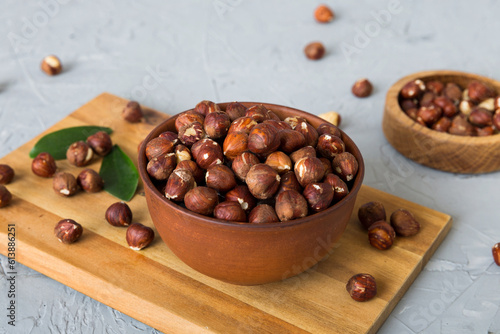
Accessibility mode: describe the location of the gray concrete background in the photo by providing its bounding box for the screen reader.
[1,0,500,333]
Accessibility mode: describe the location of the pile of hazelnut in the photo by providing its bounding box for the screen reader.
[144,100,360,223]
[399,79,500,136]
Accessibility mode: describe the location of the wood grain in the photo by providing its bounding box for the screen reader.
[0,93,452,333]
[383,70,500,174]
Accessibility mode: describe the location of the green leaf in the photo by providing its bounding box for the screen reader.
[100,145,139,201]
[29,126,113,159]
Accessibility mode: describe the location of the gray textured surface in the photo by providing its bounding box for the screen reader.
[1,0,500,333]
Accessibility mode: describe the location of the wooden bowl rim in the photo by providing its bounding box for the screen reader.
[386,69,500,144]
[138,102,365,231]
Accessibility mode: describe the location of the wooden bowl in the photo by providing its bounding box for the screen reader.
[138,102,365,285]
[383,70,500,174]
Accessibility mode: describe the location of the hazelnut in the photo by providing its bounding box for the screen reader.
[346,274,377,302]
[332,152,359,182]
[223,131,249,161]
[174,144,192,164]
[41,55,62,75]
[175,160,205,184]
[126,223,155,250]
[232,152,260,182]
[193,140,224,170]
[400,99,418,112]
[265,151,292,175]
[145,137,175,161]
[246,164,281,200]
[468,108,493,127]
[32,152,57,177]
[87,131,113,156]
[246,104,270,123]
[279,129,306,153]
[0,185,12,208]
[426,80,444,95]
[205,165,236,193]
[204,111,231,139]
[358,201,386,230]
[492,243,500,266]
[432,117,452,133]
[165,169,196,201]
[319,157,333,175]
[122,101,143,123]
[248,123,281,155]
[52,172,78,197]
[54,219,83,244]
[304,42,325,60]
[178,122,206,147]
[476,126,495,137]
[184,186,219,216]
[448,115,476,136]
[276,121,293,130]
[405,108,419,121]
[175,111,205,132]
[225,102,247,121]
[493,111,500,130]
[294,157,326,187]
[290,146,316,164]
[105,202,133,227]
[77,168,103,193]
[66,141,93,167]
[275,190,308,222]
[314,4,334,23]
[317,122,341,137]
[459,100,474,115]
[225,185,257,212]
[400,79,425,99]
[194,100,220,116]
[214,201,247,222]
[0,164,14,185]
[417,105,442,126]
[248,204,279,224]
[478,98,496,111]
[433,96,457,118]
[228,117,258,134]
[467,80,494,102]
[147,153,176,181]
[267,111,281,122]
[303,183,334,212]
[316,134,345,159]
[295,121,319,147]
[324,173,349,201]
[158,131,179,145]
[443,83,462,103]
[284,116,308,130]
[351,78,373,98]
[277,171,302,195]
[368,221,395,250]
[390,209,420,237]
[419,92,436,107]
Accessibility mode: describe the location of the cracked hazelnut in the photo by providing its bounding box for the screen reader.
[158,131,179,145]
[246,104,270,123]
[175,111,205,132]
[145,137,175,161]
[433,96,457,118]
[317,123,341,137]
[248,123,281,155]
[417,105,442,126]
[225,185,257,213]
[174,144,191,164]
[122,101,143,123]
[358,201,386,230]
[432,117,452,133]
[175,160,205,184]
[178,122,206,147]
[246,164,281,200]
[41,55,62,75]
[205,165,236,193]
[223,131,249,161]
[390,209,420,237]
[449,115,476,136]
[319,157,333,175]
[290,146,316,164]
[0,164,14,185]
[352,78,373,98]
[214,201,247,222]
[284,116,307,130]
[467,80,494,102]
[126,223,154,250]
[443,83,462,103]
[265,151,292,175]
[66,141,93,167]
[193,140,224,170]
[493,243,500,266]
[400,79,425,99]
[232,152,260,182]
[54,219,82,244]
[277,171,302,194]
[468,108,493,127]
[304,42,325,60]
[248,204,279,224]
[32,152,57,177]
[316,134,345,159]
[77,169,103,193]
[87,131,113,156]
[275,190,308,222]
[426,80,444,95]
[184,186,219,216]
[225,102,247,121]
[332,152,358,182]
[0,185,12,208]
[194,100,220,116]
[314,4,334,23]
[165,169,196,201]
[105,202,132,227]
[228,117,258,134]
[368,221,395,250]
[147,153,176,181]
[294,157,326,187]
[53,172,78,197]
[295,121,319,147]
[324,173,349,201]
[303,182,334,212]
[204,111,231,139]
[346,274,377,302]
[279,129,306,153]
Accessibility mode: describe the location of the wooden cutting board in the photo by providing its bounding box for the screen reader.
[0,93,452,334]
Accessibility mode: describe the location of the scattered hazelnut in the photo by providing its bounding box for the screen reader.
[194,100,220,116]
[223,131,249,161]
[225,185,257,212]
[41,55,62,75]
[178,122,206,147]
[467,80,494,102]
[303,182,334,212]
[324,173,349,201]
[358,201,386,230]
[54,219,82,244]
[175,160,205,184]
[319,157,333,175]
[275,190,308,222]
[66,141,93,167]
[0,185,12,208]
[390,209,420,237]
[175,111,205,132]
[493,243,500,266]
[122,101,143,123]
[0,164,14,185]
[304,42,325,60]
[205,165,236,193]
[314,4,334,23]
[352,78,373,98]
[265,151,292,175]
[105,202,133,227]
[246,104,270,123]
[317,122,341,137]
[426,80,444,95]
[86,131,113,156]
[284,116,307,130]
[294,157,326,187]
[231,152,260,182]
[126,223,155,250]
[174,144,192,164]
[332,152,358,182]
[346,274,377,302]
[225,102,247,121]
[443,83,462,103]
[32,152,57,177]
[184,186,219,216]
[448,115,476,136]
[214,201,247,222]
[228,117,258,134]
[165,169,196,201]
[368,221,395,250]
[147,153,176,181]
[77,169,103,193]
[290,146,316,164]
[432,117,452,133]
[52,172,78,197]
[295,121,319,147]
[204,111,231,139]
[400,79,425,99]
[248,204,279,224]
[246,164,281,200]
[316,134,345,159]
[145,137,175,161]
[468,108,493,127]
[248,123,281,155]
[279,129,306,153]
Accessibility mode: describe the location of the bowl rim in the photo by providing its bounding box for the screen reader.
[386,69,500,144]
[138,102,365,231]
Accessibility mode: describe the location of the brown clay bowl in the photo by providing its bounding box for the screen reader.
[383,70,500,174]
[138,102,365,285]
